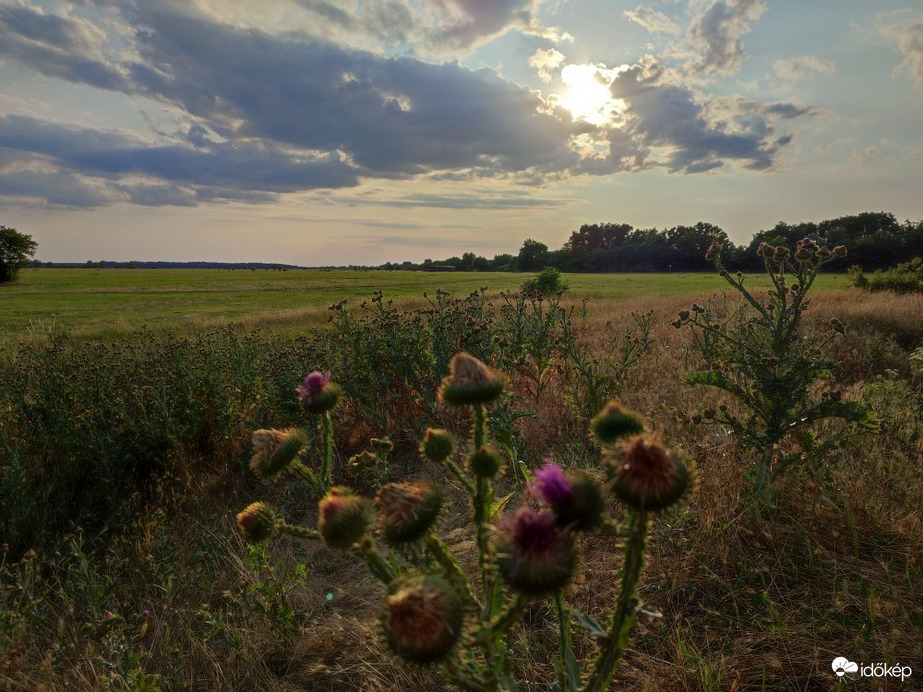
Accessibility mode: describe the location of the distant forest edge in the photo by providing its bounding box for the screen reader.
[32,211,921,274]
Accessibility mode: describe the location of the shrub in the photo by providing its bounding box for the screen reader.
[522,267,568,297]
[848,257,923,293]
[678,240,876,503]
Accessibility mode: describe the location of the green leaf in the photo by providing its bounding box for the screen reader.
[573,608,607,639]
[489,492,514,521]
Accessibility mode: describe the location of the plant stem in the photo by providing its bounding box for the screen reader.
[425,532,481,610]
[582,508,649,692]
[319,410,334,492]
[554,589,576,692]
[471,594,530,646]
[276,522,320,540]
[354,535,396,585]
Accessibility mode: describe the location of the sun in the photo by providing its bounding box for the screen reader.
[557,63,622,125]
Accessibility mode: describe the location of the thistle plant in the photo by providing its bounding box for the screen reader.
[678,239,876,502]
[235,353,690,691]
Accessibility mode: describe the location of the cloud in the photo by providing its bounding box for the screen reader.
[774,55,836,80]
[879,15,923,86]
[608,57,792,173]
[427,0,570,49]
[686,0,766,77]
[292,0,414,44]
[623,6,681,35]
[0,114,360,207]
[0,2,129,90]
[529,47,566,82]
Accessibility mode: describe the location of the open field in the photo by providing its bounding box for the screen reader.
[3,268,851,343]
[1,271,921,691]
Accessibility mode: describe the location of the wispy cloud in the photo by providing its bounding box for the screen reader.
[686,0,766,77]
[878,13,923,87]
[623,6,681,35]
[773,55,836,81]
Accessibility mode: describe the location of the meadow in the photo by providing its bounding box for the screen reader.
[1,265,920,691]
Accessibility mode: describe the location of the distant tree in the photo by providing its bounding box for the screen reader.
[0,226,38,284]
[517,239,549,271]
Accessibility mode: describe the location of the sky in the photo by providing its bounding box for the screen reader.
[1,0,922,265]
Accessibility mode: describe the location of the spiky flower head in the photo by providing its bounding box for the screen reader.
[591,402,645,444]
[318,487,372,549]
[375,482,443,545]
[795,245,813,261]
[773,246,791,261]
[382,574,464,665]
[438,352,504,407]
[249,428,307,481]
[609,437,690,512]
[531,461,604,532]
[295,370,340,413]
[496,507,575,596]
[420,428,455,463]
[236,502,279,543]
[468,445,502,478]
[370,437,394,456]
[705,241,721,261]
[834,245,847,257]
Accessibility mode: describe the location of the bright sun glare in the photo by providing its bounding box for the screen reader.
[558,63,620,125]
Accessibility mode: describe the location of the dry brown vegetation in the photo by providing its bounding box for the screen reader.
[2,288,921,691]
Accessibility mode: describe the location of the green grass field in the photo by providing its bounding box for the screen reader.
[3,268,851,342]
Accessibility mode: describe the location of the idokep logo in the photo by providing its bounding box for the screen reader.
[832,657,913,682]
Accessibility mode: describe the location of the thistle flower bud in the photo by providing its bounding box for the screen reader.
[671,319,682,329]
[375,482,443,545]
[678,310,690,321]
[496,507,575,597]
[438,352,504,407]
[705,241,721,261]
[591,402,644,443]
[610,437,690,512]
[834,245,847,257]
[795,246,813,261]
[817,246,832,260]
[371,437,394,457]
[382,575,464,664]
[757,242,770,257]
[249,428,307,481]
[318,487,372,550]
[421,428,455,463]
[531,462,605,532]
[704,408,715,419]
[236,502,279,543]
[468,445,502,478]
[736,271,743,280]
[690,414,702,424]
[773,246,791,260]
[296,371,340,414]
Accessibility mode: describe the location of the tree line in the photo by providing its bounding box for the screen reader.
[377,211,922,273]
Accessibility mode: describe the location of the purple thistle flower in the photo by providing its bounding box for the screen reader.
[508,507,562,556]
[142,610,150,618]
[295,370,331,405]
[530,461,573,507]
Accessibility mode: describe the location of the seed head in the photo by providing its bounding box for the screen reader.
[318,487,372,550]
[420,428,455,463]
[438,352,504,407]
[468,445,502,478]
[236,502,279,543]
[610,437,690,512]
[382,574,464,664]
[249,428,307,481]
[591,402,644,444]
[375,482,443,545]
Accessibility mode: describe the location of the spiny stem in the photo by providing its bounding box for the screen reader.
[582,508,649,692]
[276,522,320,540]
[354,536,396,585]
[319,410,334,492]
[471,594,530,646]
[425,532,481,610]
[554,589,575,692]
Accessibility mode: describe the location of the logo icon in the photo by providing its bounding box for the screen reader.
[832,657,859,677]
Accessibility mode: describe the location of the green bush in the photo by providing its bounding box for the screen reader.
[521,267,568,297]
[848,257,923,293]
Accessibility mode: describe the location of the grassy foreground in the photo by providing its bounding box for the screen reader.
[0,272,920,691]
